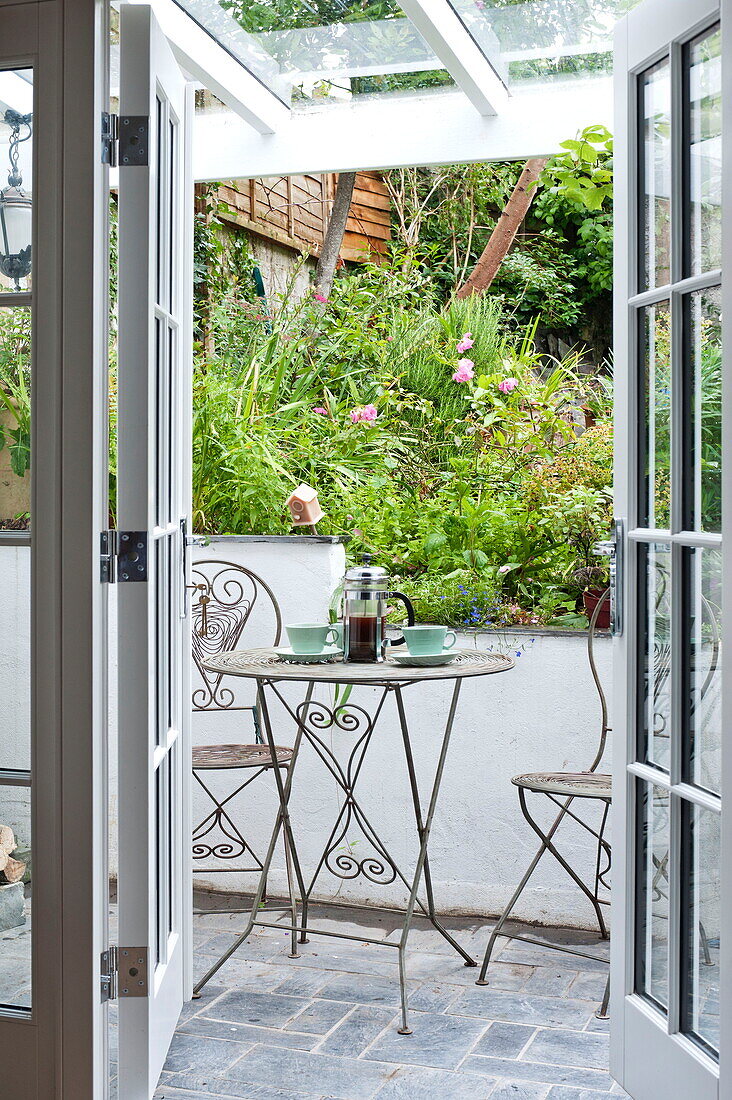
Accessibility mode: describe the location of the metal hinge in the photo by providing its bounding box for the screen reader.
[100,530,148,583]
[101,946,149,1002]
[119,115,149,167]
[101,112,119,167]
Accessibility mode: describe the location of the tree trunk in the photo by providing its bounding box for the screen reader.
[314,171,356,300]
[455,157,548,299]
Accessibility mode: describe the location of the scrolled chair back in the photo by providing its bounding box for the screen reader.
[190,558,282,712]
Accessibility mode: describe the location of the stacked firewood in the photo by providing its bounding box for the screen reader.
[0,825,26,884]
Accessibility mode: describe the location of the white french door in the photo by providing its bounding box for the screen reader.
[117,5,193,1096]
[612,0,726,1096]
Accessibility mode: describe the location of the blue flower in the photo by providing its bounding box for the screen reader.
[516,651,522,657]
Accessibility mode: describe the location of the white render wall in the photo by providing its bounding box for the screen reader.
[1,538,613,931]
[0,541,31,851]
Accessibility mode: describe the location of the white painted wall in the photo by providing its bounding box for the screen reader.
[1,538,614,931]
[0,541,31,850]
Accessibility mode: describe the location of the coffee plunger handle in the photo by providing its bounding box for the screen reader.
[386,591,415,647]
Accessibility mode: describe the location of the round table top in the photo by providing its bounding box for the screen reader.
[202,647,515,685]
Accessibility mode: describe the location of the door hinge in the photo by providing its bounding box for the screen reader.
[100,530,148,583]
[119,115,149,167]
[101,946,149,1002]
[101,112,119,167]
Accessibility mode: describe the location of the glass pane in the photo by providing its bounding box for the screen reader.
[685,287,722,533]
[155,754,171,967]
[681,802,720,1057]
[635,779,670,1011]
[175,0,641,108]
[0,784,31,1011]
[638,543,672,770]
[0,69,33,293]
[687,24,721,276]
[0,542,30,771]
[173,0,450,105]
[639,57,671,290]
[0,306,31,532]
[639,301,671,529]
[156,94,163,308]
[682,547,722,794]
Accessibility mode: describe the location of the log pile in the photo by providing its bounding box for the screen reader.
[0,825,26,884]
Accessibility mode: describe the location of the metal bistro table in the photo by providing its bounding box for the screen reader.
[194,647,514,1034]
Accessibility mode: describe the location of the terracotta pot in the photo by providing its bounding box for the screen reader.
[583,588,610,630]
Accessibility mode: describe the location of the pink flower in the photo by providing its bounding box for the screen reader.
[498,564,512,575]
[452,358,475,383]
[313,292,328,303]
[349,404,379,423]
[386,335,394,342]
[498,377,519,394]
[456,332,474,353]
[312,406,328,416]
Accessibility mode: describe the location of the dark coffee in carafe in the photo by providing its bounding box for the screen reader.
[347,615,378,662]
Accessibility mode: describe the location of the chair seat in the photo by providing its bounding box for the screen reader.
[512,771,612,799]
[192,744,293,770]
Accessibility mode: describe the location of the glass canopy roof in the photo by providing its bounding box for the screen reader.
[173,0,634,108]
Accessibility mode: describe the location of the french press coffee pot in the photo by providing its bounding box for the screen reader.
[342,561,415,662]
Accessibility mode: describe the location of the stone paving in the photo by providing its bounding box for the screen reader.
[143,894,631,1100]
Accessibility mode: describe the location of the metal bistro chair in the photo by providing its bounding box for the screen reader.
[190,559,300,981]
[477,590,613,1015]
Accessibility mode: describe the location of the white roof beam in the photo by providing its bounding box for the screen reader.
[124,0,290,135]
[397,0,508,116]
[193,76,612,181]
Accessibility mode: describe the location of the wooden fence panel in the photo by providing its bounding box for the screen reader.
[203,169,391,264]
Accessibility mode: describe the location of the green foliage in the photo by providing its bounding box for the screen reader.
[540,124,614,213]
[189,251,620,625]
[0,308,32,477]
[397,571,502,630]
[489,243,582,331]
[383,128,614,358]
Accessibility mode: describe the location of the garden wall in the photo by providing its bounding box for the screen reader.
[0,538,31,856]
[0,538,613,931]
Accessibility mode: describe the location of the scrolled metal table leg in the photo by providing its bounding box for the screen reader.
[396,679,464,1035]
[394,684,476,969]
[258,681,311,949]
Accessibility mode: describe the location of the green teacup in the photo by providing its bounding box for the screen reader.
[286,622,340,654]
[401,625,457,655]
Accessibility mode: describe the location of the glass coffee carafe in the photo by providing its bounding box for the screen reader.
[342,562,415,662]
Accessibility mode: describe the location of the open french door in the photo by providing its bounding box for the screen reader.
[117,6,193,1096]
[612,0,727,1096]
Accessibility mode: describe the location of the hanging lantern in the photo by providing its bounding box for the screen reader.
[0,109,32,291]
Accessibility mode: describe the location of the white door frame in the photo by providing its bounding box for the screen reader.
[0,0,111,1097]
[117,5,193,1093]
[719,0,732,1082]
[611,0,724,1096]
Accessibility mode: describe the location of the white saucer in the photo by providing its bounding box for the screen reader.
[389,649,459,667]
[275,645,343,664]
